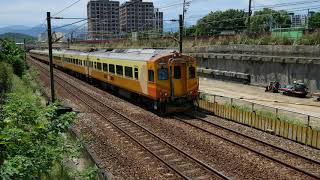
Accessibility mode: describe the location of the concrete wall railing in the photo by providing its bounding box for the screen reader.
[185,45,320,57]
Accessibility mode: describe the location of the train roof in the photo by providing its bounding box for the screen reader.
[30,49,177,62]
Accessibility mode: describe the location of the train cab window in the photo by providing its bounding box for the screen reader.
[158,68,168,80]
[189,66,196,79]
[125,66,133,78]
[134,68,139,80]
[148,70,154,82]
[174,66,181,79]
[97,62,102,71]
[109,64,115,74]
[116,65,123,76]
[103,63,108,72]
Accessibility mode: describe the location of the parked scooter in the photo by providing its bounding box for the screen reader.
[265,81,281,93]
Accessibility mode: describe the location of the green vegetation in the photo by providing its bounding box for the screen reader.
[185,8,291,36]
[309,12,320,30]
[187,9,246,36]
[250,8,291,32]
[0,33,36,43]
[70,29,320,51]
[0,39,26,77]
[0,39,98,179]
[0,62,14,95]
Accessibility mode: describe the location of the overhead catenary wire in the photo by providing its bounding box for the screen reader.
[53,0,83,16]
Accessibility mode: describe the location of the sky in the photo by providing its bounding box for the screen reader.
[0,0,314,28]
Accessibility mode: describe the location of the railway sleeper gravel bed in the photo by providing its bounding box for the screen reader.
[28,58,229,180]
[30,60,180,179]
[175,114,320,179]
[29,57,319,179]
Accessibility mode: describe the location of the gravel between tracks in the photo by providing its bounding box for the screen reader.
[29,58,320,179]
[30,60,182,179]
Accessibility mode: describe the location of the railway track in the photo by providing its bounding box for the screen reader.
[174,114,320,179]
[28,57,231,180]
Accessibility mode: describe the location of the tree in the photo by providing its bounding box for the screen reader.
[191,9,246,36]
[309,12,320,30]
[250,8,291,32]
[0,39,26,77]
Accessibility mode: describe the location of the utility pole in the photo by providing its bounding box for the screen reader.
[47,12,55,103]
[307,9,310,30]
[179,14,183,53]
[248,0,252,31]
[182,0,186,24]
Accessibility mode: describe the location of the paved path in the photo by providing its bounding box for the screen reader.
[200,78,320,119]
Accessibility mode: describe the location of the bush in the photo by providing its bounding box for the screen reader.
[297,30,320,45]
[0,73,79,179]
[0,62,13,95]
[0,39,26,77]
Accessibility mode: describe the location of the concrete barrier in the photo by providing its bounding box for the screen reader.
[187,45,320,92]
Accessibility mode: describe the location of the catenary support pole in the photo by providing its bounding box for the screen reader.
[248,0,252,31]
[47,12,55,103]
[179,14,183,53]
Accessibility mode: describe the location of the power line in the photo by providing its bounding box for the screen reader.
[254,0,320,9]
[53,19,88,31]
[53,0,83,16]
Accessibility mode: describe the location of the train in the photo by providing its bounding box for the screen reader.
[29,49,199,113]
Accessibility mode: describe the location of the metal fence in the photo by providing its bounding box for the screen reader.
[196,92,320,149]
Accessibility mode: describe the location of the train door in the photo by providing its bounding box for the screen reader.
[170,63,187,97]
[85,55,91,78]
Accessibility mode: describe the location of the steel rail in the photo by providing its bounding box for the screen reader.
[175,115,320,179]
[28,57,231,180]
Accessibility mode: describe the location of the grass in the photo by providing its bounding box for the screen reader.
[69,30,320,51]
[200,93,307,127]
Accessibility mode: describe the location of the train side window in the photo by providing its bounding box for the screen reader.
[97,62,102,71]
[189,66,196,79]
[148,70,154,82]
[116,65,123,76]
[103,63,108,72]
[125,66,133,78]
[158,68,168,80]
[174,66,181,79]
[109,64,115,74]
[94,62,97,69]
[134,68,139,80]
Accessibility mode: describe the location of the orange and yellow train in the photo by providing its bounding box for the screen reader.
[30,49,199,113]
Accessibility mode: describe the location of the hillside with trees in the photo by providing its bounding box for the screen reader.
[0,33,36,43]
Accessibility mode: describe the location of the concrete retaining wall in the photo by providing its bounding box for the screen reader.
[185,45,320,57]
[187,46,320,92]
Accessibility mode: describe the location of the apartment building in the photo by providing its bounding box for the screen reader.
[87,0,120,39]
[119,0,156,33]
